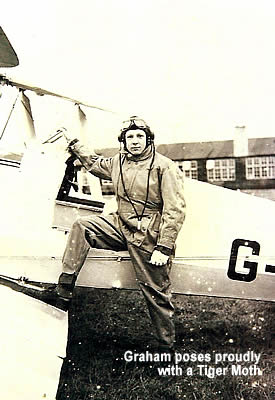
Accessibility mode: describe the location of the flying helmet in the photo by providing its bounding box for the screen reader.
[118,116,154,147]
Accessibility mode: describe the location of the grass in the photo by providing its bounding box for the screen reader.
[56,288,274,400]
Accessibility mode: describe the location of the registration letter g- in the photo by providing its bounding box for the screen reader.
[227,239,260,282]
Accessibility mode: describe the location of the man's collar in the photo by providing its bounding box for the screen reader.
[125,145,153,161]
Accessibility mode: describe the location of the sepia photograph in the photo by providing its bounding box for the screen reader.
[0,1,274,399]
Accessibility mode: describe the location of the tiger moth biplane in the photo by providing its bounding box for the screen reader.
[0,26,274,400]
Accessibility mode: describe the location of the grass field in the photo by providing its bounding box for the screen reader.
[56,288,274,400]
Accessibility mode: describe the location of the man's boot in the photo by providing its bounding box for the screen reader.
[56,273,77,302]
[39,272,77,311]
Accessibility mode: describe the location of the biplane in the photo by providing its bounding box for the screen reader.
[0,26,274,399]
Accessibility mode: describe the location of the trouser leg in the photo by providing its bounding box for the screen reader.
[59,214,127,296]
[62,214,127,274]
[127,244,175,349]
[62,218,91,275]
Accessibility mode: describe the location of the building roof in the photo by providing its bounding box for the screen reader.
[96,147,119,157]
[156,140,233,160]
[248,137,275,156]
[157,137,275,160]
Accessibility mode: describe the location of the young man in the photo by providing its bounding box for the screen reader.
[30,117,186,350]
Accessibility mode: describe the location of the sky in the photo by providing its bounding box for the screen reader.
[1,0,275,147]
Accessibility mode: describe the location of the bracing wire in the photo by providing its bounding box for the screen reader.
[0,90,20,141]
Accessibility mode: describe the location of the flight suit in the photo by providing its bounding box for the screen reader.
[62,142,186,348]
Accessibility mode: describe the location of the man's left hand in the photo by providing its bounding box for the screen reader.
[150,250,169,266]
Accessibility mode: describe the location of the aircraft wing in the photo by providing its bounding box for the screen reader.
[0,74,114,112]
[0,285,67,400]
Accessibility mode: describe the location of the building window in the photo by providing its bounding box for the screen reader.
[175,160,198,179]
[246,156,275,179]
[206,159,236,182]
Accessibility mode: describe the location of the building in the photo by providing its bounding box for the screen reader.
[97,130,275,201]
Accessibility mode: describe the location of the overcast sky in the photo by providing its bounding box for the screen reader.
[1,0,275,147]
